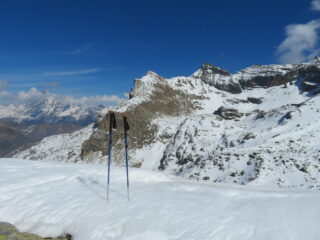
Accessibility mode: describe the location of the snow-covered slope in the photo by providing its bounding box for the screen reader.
[13,58,320,189]
[160,95,320,189]
[1,158,320,240]
[13,125,93,162]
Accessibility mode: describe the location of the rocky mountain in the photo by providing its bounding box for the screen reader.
[14,58,320,189]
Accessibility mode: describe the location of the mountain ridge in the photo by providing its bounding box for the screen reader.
[13,58,320,189]
[0,94,107,126]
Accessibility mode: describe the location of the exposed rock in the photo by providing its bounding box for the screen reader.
[0,222,71,240]
[213,107,244,120]
[81,72,205,164]
[300,164,309,173]
[192,63,242,93]
[247,97,263,104]
[300,81,319,92]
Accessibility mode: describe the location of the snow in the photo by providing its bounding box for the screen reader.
[13,124,93,162]
[160,93,320,189]
[1,158,320,240]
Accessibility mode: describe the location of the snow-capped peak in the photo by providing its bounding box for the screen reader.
[310,56,320,64]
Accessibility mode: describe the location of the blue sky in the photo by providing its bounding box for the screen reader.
[0,0,320,105]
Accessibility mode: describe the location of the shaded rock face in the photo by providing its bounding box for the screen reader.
[247,97,263,104]
[194,64,242,94]
[200,63,230,78]
[297,65,320,93]
[0,222,71,240]
[213,107,244,120]
[236,63,320,93]
[81,76,205,164]
[239,72,295,89]
[299,65,320,83]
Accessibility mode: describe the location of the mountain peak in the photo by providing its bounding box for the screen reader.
[311,56,320,64]
[144,71,161,78]
[200,63,230,76]
[191,63,241,93]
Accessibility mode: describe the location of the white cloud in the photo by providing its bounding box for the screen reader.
[0,80,125,107]
[0,87,124,107]
[17,87,47,102]
[276,20,320,64]
[42,68,100,76]
[311,0,320,11]
[64,94,124,106]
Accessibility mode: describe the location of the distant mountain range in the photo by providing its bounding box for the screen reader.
[0,94,107,125]
[0,94,109,156]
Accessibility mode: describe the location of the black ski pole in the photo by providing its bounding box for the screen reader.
[107,110,116,201]
[122,114,130,201]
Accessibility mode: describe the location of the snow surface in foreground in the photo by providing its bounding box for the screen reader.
[1,158,320,240]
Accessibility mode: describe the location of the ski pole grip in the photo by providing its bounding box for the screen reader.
[121,113,130,132]
[108,110,117,130]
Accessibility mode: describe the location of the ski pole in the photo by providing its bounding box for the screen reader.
[107,110,117,201]
[122,114,130,201]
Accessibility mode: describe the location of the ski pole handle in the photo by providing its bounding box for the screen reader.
[108,110,117,132]
[121,113,130,137]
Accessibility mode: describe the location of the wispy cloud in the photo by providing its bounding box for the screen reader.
[311,0,320,10]
[42,68,100,76]
[276,20,320,64]
[49,43,106,56]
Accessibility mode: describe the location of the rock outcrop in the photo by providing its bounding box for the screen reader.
[80,71,205,165]
[192,63,242,93]
[0,222,71,240]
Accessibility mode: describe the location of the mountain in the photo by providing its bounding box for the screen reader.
[14,58,320,189]
[0,92,108,156]
[0,94,106,126]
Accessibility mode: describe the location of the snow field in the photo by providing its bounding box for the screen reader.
[1,158,320,240]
